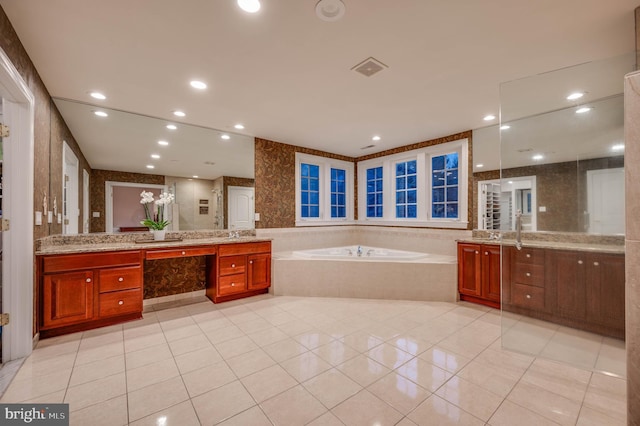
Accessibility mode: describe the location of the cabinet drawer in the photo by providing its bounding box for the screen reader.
[511,247,544,266]
[218,242,271,257]
[218,273,246,296]
[512,263,544,287]
[219,256,246,276]
[99,266,142,293]
[145,246,216,260]
[42,251,142,273]
[99,289,142,317]
[511,283,545,311]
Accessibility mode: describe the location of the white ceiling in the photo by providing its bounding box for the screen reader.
[0,0,637,171]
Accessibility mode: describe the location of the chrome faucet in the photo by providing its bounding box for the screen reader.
[228,230,240,239]
[357,246,363,257]
[515,209,523,250]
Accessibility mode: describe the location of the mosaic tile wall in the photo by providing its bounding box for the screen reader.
[90,169,165,232]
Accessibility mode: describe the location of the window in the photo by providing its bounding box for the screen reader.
[300,163,320,218]
[330,168,346,218]
[366,166,383,218]
[431,153,458,218]
[296,153,354,225]
[395,160,417,218]
[357,138,469,228]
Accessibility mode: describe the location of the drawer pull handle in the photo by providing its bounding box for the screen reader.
[86,278,92,283]
[250,260,253,264]
[484,252,488,255]
[526,294,531,299]
[526,254,531,258]
[118,300,124,305]
[526,272,531,277]
[231,283,235,287]
[578,260,583,265]
[593,261,599,266]
[475,251,479,254]
[118,277,124,282]
[232,264,236,268]
[181,251,186,255]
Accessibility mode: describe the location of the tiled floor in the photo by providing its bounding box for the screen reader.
[0,295,627,425]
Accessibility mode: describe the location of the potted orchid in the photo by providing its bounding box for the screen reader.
[140,191,175,240]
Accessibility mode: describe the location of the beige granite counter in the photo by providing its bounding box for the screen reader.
[458,238,624,254]
[36,230,270,255]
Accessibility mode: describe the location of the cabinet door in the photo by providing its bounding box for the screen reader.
[458,244,481,297]
[42,271,94,329]
[248,253,271,290]
[586,253,625,331]
[481,244,501,303]
[550,251,586,320]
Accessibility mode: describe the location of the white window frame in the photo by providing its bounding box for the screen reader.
[357,138,469,229]
[295,153,355,226]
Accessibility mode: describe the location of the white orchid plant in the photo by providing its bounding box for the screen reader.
[140,191,175,230]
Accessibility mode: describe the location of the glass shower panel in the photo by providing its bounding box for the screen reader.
[499,53,632,376]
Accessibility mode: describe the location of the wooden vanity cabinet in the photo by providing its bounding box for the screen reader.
[39,250,143,337]
[503,246,625,339]
[206,241,272,303]
[457,242,500,309]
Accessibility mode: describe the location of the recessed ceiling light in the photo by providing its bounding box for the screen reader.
[221,134,231,140]
[476,164,484,168]
[483,114,496,121]
[89,91,106,100]
[566,92,585,100]
[151,154,160,159]
[576,107,591,114]
[611,144,625,151]
[234,124,245,130]
[500,125,511,130]
[193,175,199,178]
[166,124,177,130]
[93,111,108,117]
[146,165,155,169]
[237,0,261,13]
[190,80,207,90]
[372,135,381,141]
[173,110,186,117]
[532,154,544,161]
[315,0,346,21]
[158,140,169,146]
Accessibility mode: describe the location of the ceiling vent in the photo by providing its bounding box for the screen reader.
[360,144,375,150]
[352,57,388,77]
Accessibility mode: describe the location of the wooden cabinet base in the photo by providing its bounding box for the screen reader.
[459,293,500,309]
[206,287,269,304]
[39,312,142,339]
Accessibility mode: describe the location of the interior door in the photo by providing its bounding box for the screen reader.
[228,186,255,230]
[587,168,624,234]
[63,142,79,234]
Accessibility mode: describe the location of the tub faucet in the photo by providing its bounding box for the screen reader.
[357,246,362,257]
[366,249,374,256]
[515,209,523,250]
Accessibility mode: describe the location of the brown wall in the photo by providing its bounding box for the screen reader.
[90,170,165,232]
[0,8,91,239]
[472,156,624,231]
[255,131,473,229]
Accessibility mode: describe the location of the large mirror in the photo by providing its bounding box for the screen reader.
[53,98,255,233]
[473,53,632,235]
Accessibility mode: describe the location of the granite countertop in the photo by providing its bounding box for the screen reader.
[457,238,625,254]
[36,236,272,255]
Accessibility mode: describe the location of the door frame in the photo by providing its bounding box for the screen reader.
[227,186,255,230]
[83,169,90,233]
[105,181,168,233]
[62,141,79,234]
[0,47,35,361]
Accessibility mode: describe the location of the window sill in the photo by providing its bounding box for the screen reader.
[356,219,469,229]
[295,220,357,227]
